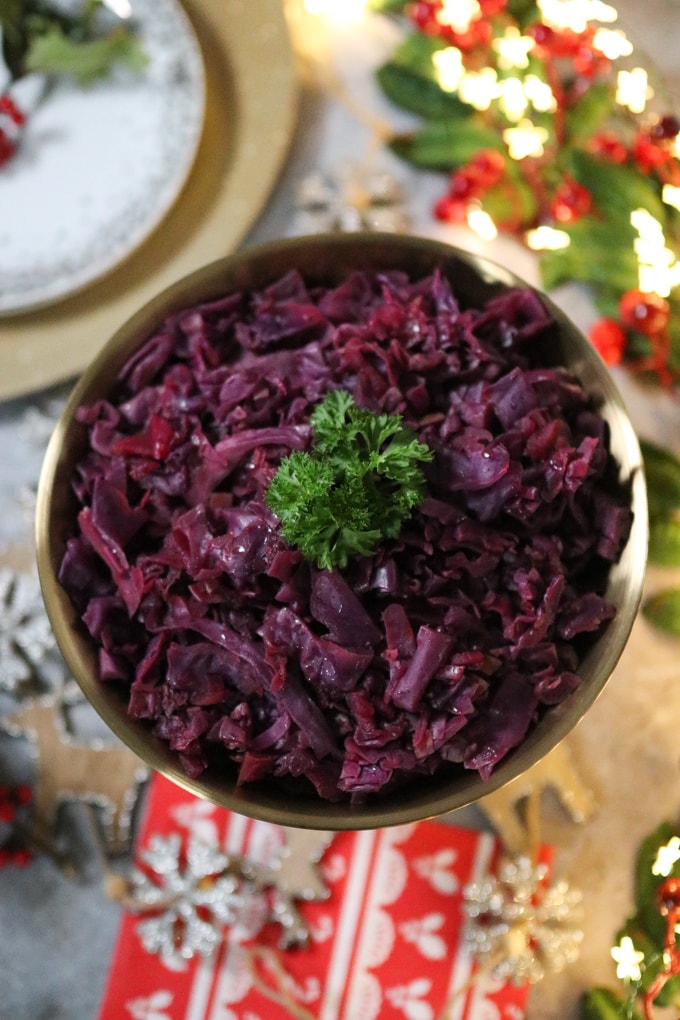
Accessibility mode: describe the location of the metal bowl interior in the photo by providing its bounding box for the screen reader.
[35,233,648,830]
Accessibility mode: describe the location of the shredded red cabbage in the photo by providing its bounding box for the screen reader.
[59,268,633,801]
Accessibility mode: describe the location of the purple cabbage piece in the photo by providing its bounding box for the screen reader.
[58,268,633,801]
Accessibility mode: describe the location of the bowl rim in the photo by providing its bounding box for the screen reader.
[35,231,648,830]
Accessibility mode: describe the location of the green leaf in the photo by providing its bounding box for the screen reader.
[633,821,676,942]
[25,24,147,84]
[640,439,680,520]
[390,119,505,171]
[377,62,473,121]
[648,519,680,566]
[564,83,615,142]
[0,0,31,76]
[643,589,680,636]
[579,985,641,1019]
[567,150,667,226]
[367,0,408,12]
[539,219,639,293]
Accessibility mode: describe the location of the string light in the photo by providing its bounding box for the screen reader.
[653,837,680,878]
[525,226,571,250]
[503,119,549,160]
[436,0,481,34]
[492,27,535,70]
[611,936,645,982]
[537,0,617,32]
[523,75,557,113]
[432,48,464,93]
[631,208,680,297]
[662,184,680,213]
[458,68,501,110]
[592,28,633,59]
[467,207,498,240]
[616,68,653,114]
[498,77,529,122]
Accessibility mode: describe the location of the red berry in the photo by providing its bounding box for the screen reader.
[619,289,670,337]
[573,43,609,78]
[0,129,15,168]
[0,802,15,823]
[550,176,592,224]
[15,785,32,805]
[658,876,680,915]
[11,849,31,868]
[448,168,480,200]
[407,0,441,34]
[0,93,25,127]
[650,114,680,142]
[589,132,628,164]
[468,148,506,188]
[478,0,507,13]
[433,194,468,223]
[589,319,627,366]
[632,132,669,173]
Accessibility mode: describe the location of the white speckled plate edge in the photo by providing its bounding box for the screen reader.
[0,0,206,317]
[0,0,298,399]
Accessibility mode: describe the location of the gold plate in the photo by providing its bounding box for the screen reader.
[0,0,297,401]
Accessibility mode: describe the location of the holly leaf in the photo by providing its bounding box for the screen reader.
[390,118,505,171]
[633,821,677,942]
[25,24,147,84]
[640,439,680,521]
[564,83,615,142]
[648,519,680,566]
[367,0,409,11]
[0,0,31,76]
[643,589,680,636]
[567,150,666,226]
[579,986,642,1019]
[539,218,639,293]
[377,35,473,121]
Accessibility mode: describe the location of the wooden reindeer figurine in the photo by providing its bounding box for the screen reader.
[3,691,149,855]
[478,739,596,855]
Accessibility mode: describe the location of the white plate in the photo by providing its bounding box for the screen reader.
[0,0,205,316]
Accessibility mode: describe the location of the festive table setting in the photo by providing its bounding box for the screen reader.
[3,1,680,1018]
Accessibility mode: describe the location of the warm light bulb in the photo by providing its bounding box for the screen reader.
[526,225,571,250]
[503,120,549,159]
[652,837,680,878]
[467,207,498,240]
[432,48,464,93]
[437,0,481,33]
[459,69,501,110]
[616,68,653,114]
[493,27,535,70]
[611,936,645,983]
[537,0,617,32]
[592,28,633,59]
[631,208,680,297]
[662,183,680,212]
[499,78,528,121]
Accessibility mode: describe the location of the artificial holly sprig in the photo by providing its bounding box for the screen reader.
[369,0,680,387]
[581,822,680,1019]
[0,0,146,168]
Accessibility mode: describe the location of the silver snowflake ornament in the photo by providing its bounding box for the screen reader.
[0,567,57,692]
[294,162,409,234]
[118,827,333,966]
[128,833,258,965]
[462,854,583,984]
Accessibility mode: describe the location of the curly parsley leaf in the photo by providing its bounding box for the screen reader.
[265,390,433,570]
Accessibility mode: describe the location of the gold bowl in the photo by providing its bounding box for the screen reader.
[35,233,648,830]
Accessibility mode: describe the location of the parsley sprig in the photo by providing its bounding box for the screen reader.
[265,390,433,571]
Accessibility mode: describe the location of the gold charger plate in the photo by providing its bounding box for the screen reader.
[0,0,297,401]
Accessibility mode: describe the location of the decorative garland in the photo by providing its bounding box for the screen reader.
[369,0,680,387]
[583,820,680,1019]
